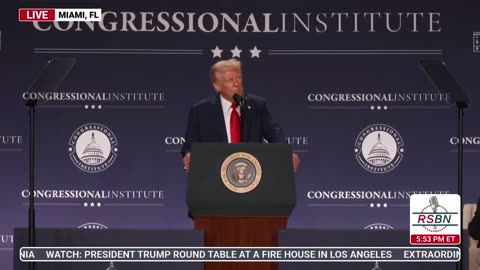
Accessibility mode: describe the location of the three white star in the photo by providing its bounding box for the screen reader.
[211,46,262,58]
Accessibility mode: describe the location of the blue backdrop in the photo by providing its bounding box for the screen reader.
[1,1,479,269]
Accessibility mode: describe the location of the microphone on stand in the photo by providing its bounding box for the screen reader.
[232,93,245,142]
[233,93,244,109]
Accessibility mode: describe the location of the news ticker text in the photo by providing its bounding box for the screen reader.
[20,247,460,262]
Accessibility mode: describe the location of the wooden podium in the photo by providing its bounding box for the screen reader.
[195,217,288,270]
[187,143,296,270]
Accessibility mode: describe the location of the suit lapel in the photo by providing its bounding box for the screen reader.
[241,95,251,142]
[212,94,228,142]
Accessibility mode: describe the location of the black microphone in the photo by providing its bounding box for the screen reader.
[233,93,244,109]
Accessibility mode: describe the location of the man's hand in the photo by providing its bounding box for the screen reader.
[292,153,300,172]
[183,153,191,171]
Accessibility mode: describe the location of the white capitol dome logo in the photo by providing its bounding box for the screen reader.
[69,123,118,173]
[366,133,393,166]
[81,133,106,165]
[354,124,404,174]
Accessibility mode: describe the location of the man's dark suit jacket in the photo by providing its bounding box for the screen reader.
[181,94,285,156]
[468,200,480,247]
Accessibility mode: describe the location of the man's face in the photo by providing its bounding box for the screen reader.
[213,69,244,101]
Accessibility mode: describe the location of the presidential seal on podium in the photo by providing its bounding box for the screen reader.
[221,152,262,193]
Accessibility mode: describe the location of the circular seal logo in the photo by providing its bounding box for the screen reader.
[354,124,405,174]
[221,152,262,193]
[68,123,118,173]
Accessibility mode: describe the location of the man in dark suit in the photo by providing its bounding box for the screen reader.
[468,198,480,246]
[181,59,300,171]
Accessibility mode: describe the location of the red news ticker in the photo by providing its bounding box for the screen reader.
[19,9,55,21]
[411,234,460,244]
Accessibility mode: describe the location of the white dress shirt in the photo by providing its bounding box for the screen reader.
[220,94,241,143]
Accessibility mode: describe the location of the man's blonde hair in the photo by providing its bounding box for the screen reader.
[210,59,242,83]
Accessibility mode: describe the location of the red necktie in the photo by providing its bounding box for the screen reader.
[230,103,241,143]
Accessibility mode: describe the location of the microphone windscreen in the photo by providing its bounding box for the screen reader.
[233,93,243,106]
